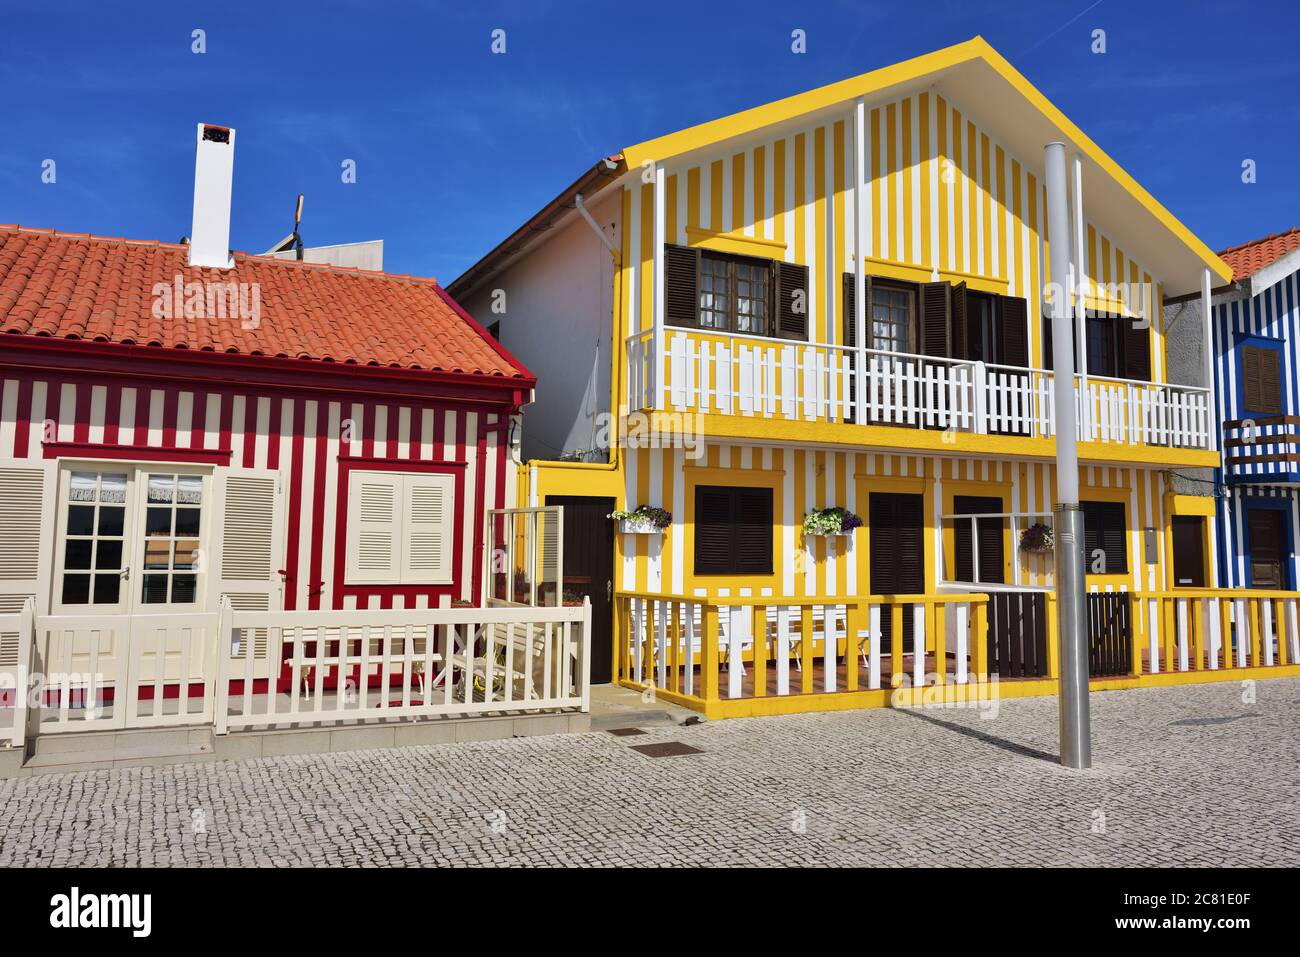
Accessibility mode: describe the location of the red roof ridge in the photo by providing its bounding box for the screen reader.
[1217,226,1300,257]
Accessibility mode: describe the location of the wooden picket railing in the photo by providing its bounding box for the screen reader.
[216,599,592,732]
[1134,589,1300,675]
[614,591,990,715]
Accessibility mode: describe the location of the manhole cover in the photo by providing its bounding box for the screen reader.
[630,741,704,757]
[606,727,647,737]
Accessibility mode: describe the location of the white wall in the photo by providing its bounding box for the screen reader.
[462,190,619,463]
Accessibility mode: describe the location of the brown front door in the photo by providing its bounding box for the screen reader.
[547,495,616,683]
[1171,516,1206,587]
[1247,508,1287,589]
[869,492,925,652]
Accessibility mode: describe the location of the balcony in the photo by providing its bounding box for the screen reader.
[1223,416,1300,484]
[626,327,1213,451]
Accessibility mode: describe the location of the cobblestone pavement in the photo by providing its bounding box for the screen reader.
[2,679,1298,867]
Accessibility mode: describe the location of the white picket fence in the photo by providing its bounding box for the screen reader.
[0,600,591,745]
[626,330,1212,449]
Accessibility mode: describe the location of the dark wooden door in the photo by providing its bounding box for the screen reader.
[869,492,925,652]
[546,495,616,683]
[952,494,1005,584]
[1171,516,1206,588]
[1247,508,1287,589]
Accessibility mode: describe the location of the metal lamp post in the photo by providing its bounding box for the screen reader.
[1044,142,1092,769]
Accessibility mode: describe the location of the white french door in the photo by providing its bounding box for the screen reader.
[46,464,216,728]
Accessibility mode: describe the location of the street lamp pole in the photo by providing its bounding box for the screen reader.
[1044,142,1092,769]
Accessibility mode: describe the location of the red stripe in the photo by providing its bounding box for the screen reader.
[133,386,151,444]
[266,397,283,470]
[282,399,305,610]
[241,394,257,470]
[102,384,121,446]
[361,402,376,459]
[12,378,32,458]
[470,412,488,603]
[73,382,91,443]
[408,405,422,460]
[161,388,179,448]
[307,401,329,611]
[190,391,208,450]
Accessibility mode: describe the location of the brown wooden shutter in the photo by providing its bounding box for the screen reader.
[773,261,809,341]
[897,494,925,594]
[665,244,699,328]
[1122,314,1151,381]
[870,492,925,594]
[869,494,898,594]
[1082,501,1128,575]
[694,486,733,574]
[920,281,951,357]
[953,495,1004,585]
[1261,350,1283,413]
[734,487,773,574]
[842,273,856,348]
[998,294,1029,368]
[1242,347,1262,411]
[950,282,968,359]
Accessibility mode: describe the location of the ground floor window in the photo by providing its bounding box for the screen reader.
[693,485,773,575]
[1081,500,1127,574]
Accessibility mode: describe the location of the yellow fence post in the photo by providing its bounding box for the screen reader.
[1275,599,1288,666]
[1132,596,1146,677]
[701,604,720,704]
[670,602,681,693]
[972,600,988,683]
[752,604,767,697]
[1046,593,1060,679]
[800,605,815,694]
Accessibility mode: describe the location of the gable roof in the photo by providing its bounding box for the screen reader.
[453,36,1230,299]
[1218,228,1300,282]
[0,224,530,380]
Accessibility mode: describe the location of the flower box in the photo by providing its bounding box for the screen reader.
[803,507,863,538]
[1019,522,1055,553]
[609,506,671,534]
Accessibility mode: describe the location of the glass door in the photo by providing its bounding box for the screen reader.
[53,469,133,614]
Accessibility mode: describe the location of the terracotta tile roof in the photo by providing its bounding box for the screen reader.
[0,225,528,379]
[1218,228,1300,283]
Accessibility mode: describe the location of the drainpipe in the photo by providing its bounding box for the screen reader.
[1045,142,1092,770]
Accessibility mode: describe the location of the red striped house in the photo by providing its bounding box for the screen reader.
[0,220,533,632]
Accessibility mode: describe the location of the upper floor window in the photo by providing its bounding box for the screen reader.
[1241,344,1282,414]
[665,244,806,340]
[871,283,913,353]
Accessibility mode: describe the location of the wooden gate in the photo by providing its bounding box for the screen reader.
[1087,592,1132,676]
[984,589,1050,678]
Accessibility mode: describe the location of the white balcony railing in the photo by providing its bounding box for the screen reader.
[626,328,1212,450]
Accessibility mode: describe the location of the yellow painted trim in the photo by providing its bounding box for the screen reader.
[685,225,789,258]
[937,267,1008,295]
[865,256,933,285]
[650,411,1220,470]
[1169,494,1216,517]
[682,465,784,594]
[621,37,1231,283]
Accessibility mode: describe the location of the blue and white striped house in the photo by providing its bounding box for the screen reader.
[1211,228,1300,589]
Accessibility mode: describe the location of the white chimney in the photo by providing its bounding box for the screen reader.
[189,123,236,269]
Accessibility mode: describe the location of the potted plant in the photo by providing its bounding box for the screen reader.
[803,507,863,537]
[1019,522,1054,554]
[608,505,671,534]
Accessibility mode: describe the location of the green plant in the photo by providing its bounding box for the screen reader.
[803,507,862,536]
[608,505,672,529]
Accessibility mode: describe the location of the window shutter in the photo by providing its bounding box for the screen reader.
[773,260,809,341]
[665,244,699,328]
[842,273,856,348]
[1122,315,1151,382]
[346,472,402,584]
[1082,501,1128,574]
[998,294,1029,368]
[868,493,898,594]
[215,469,284,671]
[403,474,454,584]
[734,487,773,574]
[950,282,969,359]
[1261,349,1283,413]
[897,494,925,594]
[0,462,54,621]
[1242,347,1262,411]
[920,281,951,357]
[694,486,734,574]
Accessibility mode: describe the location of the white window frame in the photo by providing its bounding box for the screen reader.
[344,469,455,586]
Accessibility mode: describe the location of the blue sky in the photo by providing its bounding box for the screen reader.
[2,0,1297,282]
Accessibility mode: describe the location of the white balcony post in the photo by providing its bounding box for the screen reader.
[652,164,666,411]
[973,361,988,433]
[854,97,868,424]
[1201,266,1216,452]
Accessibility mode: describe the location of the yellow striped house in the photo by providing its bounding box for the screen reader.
[451,38,1299,718]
